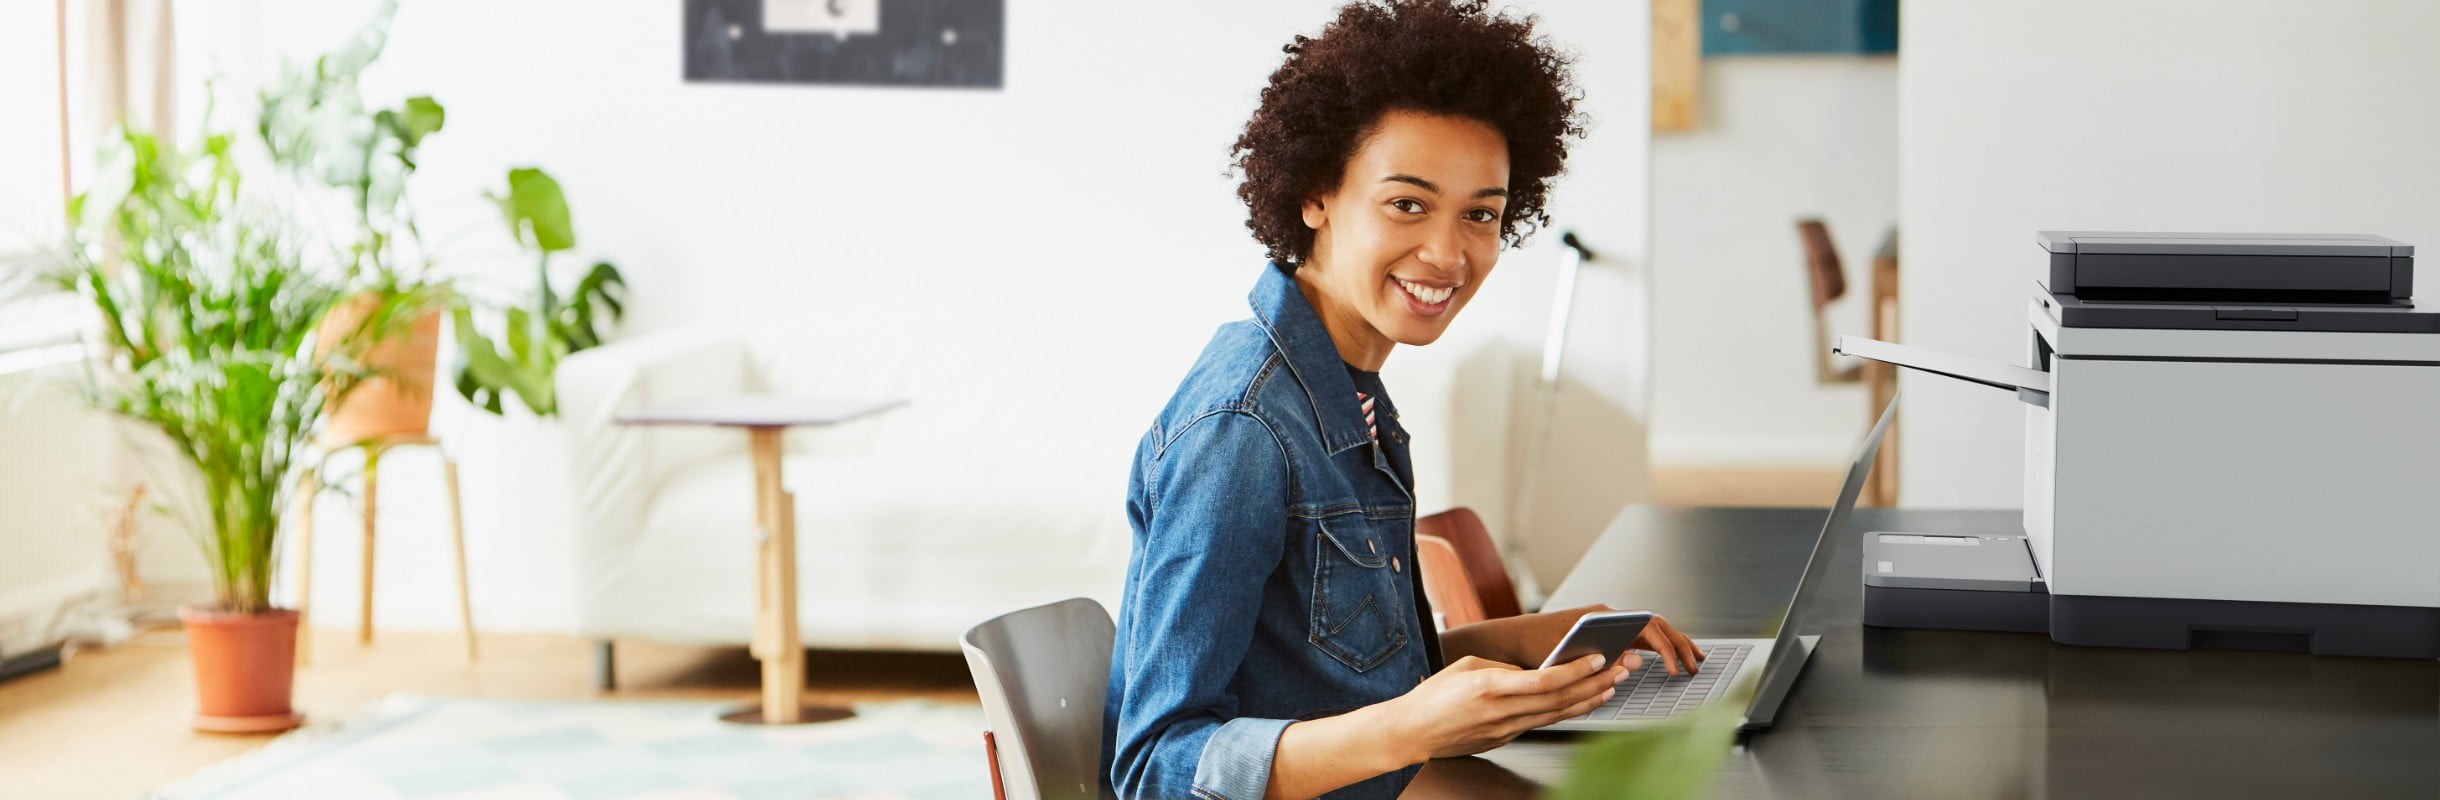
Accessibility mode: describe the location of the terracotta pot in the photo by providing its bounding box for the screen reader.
[179,607,304,733]
[320,294,442,446]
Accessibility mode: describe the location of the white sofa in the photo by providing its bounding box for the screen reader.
[554,316,1504,684]
[558,323,1150,657]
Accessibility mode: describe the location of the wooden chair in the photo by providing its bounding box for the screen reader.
[960,597,1117,800]
[1798,219,1862,385]
[1798,220,1901,505]
[292,433,475,663]
[1864,229,1901,506]
[1414,508,1522,630]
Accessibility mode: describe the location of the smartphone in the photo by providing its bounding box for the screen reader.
[1537,610,1654,669]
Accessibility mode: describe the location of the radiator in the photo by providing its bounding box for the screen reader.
[0,314,117,655]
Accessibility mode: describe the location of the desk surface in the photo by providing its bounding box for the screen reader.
[1407,506,2440,799]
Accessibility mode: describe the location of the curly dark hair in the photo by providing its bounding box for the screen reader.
[1233,0,1587,271]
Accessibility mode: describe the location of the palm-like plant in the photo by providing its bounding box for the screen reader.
[55,126,363,614]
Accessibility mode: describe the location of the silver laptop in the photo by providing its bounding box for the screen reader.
[1539,397,1894,733]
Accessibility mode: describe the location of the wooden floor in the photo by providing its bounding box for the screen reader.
[0,466,1832,799]
[0,630,977,800]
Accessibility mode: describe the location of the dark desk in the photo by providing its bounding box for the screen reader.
[1407,506,2440,799]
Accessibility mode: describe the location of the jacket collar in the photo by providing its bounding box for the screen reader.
[1250,264,1375,456]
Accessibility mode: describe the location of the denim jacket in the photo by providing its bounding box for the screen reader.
[1104,265,1442,800]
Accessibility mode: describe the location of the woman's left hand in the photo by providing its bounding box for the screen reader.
[1491,604,1708,676]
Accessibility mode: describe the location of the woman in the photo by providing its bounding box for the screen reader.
[1104,3,1705,799]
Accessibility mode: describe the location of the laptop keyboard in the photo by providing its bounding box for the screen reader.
[1572,643,1753,721]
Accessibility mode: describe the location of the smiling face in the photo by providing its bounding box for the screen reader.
[1295,109,1510,370]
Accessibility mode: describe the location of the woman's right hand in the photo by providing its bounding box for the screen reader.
[1375,653,1629,763]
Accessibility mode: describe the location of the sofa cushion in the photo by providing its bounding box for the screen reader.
[593,450,1130,650]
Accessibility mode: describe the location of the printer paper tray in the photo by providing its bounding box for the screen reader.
[1833,336,2054,399]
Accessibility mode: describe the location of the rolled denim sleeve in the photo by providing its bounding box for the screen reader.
[1194,717,1296,799]
[1109,409,1294,800]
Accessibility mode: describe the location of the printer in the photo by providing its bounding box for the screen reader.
[1841,231,2440,659]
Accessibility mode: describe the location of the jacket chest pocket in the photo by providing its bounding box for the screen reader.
[1307,512,1411,673]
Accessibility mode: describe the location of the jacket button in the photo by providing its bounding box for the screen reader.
[1392,557,1402,573]
[1368,539,1376,554]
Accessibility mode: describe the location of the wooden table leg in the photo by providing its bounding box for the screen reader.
[754,429,791,721]
[748,439,773,663]
[443,454,476,661]
[359,444,381,646]
[772,488,808,718]
[724,426,850,725]
[294,470,317,667]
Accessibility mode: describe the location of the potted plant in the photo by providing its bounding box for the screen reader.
[257,0,450,445]
[55,125,365,732]
[452,166,626,417]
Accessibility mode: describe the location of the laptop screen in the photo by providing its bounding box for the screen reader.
[1743,395,1896,722]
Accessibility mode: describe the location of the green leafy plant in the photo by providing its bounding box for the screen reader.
[1542,657,1760,800]
[256,0,439,287]
[54,126,365,615]
[257,0,448,350]
[451,167,626,416]
[250,0,620,418]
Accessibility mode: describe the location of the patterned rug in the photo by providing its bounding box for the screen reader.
[147,694,993,800]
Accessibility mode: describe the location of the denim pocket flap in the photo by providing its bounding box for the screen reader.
[1316,514,1392,569]
[1309,512,1408,672]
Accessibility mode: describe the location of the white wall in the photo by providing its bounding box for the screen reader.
[149,0,1652,629]
[1900,0,2440,507]
[1651,56,1894,467]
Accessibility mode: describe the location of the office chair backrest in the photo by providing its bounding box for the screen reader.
[1416,507,1522,623]
[961,597,1118,800]
[1415,533,1487,629]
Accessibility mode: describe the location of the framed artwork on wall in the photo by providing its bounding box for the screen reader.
[1703,0,1898,56]
[684,0,1004,89]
